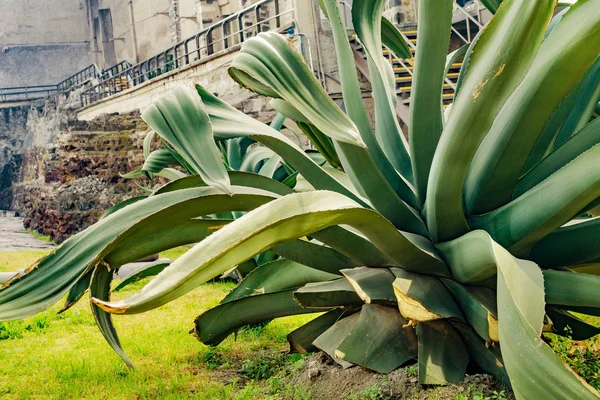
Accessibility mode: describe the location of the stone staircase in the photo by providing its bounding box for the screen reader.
[349,30,461,108]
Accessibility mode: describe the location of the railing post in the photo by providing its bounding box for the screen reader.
[184,40,190,65]
[274,0,281,28]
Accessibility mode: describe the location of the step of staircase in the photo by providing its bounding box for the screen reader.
[349,29,462,106]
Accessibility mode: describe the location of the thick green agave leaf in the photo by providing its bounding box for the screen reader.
[425,0,555,241]
[547,306,600,340]
[331,140,426,234]
[225,138,242,170]
[220,259,338,303]
[240,147,278,173]
[442,279,498,342]
[340,267,396,304]
[530,217,600,267]
[392,268,464,322]
[142,129,156,159]
[515,118,600,199]
[544,270,600,309]
[408,0,454,201]
[268,77,424,231]
[0,187,270,321]
[465,1,600,214]
[335,304,418,374]
[380,17,412,60]
[352,0,412,181]
[287,308,351,354]
[294,278,363,309]
[194,290,320,346]
[105,219,232,268]
[417,320,469,385]
[271,239,361,275]
[113,260,171,292]
[436,230,498,285]
[523,58,600,173]
[496,249,600,399]
[154,171,293,197]
[141,149,180,176]
[59,269,93,313]
[92,191,449,315]
[309,226,392,267]
[295,121,341,170]
[141,85,231,194]
[469,143,600,256]
[317,0,411,204]
[313,312,360,368]
[454,230,600,398]
[452,322,509,385]
[228,32,364,148]
[194,84,368,207]
[90,265,134,369]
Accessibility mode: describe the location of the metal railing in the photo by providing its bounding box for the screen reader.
[451,1,485,44]
[0,85,59,102]
[56,64,101,93]
[81,0,294,107]
[0,63,102,103]
[100,60,133,80]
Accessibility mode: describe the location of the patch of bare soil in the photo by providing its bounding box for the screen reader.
[287,352,515,399]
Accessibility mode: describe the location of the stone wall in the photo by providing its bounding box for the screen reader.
[3,112,148,243]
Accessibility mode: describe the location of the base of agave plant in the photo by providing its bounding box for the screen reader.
[193,265,509,386]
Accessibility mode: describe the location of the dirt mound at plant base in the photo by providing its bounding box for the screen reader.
[289,353,515,399]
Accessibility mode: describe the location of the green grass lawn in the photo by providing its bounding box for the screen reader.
[0,249,314,399]
[1,249,600,399]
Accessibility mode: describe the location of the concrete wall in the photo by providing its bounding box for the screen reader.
[0,0,90,45]
[0,0,92,87]
[77,49,273,120]
[0,44,93,87]
[89,0,173,67]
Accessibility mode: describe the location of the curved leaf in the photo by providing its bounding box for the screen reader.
[523,58,600,173]
[352,0,412,180]
[425,0,555,241]
[530,217,600,267]
[417,320,468,385]
[221,259,337,303]
[335,304,418,374]
[469,143,600,256]
[90,265,134,368]
[317,0,412,204]
[516,117,600,198]
[0,187,273,320]
[92,191,448,315]
[271,239,361,275]
[465,2,600,214]
[408,0,454,201]
[228,32,364,147]
[113,260,171,292]
[193,289,319,346]
[194,85,368,207]
[141,85,231,194]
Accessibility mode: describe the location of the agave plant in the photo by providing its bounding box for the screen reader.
[3,0,600,397]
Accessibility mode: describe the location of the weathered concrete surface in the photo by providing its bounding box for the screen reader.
[77,50,274,121]
[0,213,54,252]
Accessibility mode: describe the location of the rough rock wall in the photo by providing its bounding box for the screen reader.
[4,113,148,243]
